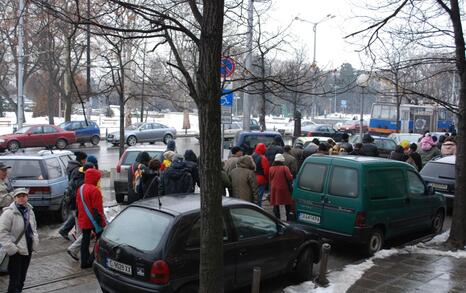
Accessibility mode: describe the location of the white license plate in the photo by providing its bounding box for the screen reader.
[107,259,132,275]
[298,213,321,224]
[431,183,448,191]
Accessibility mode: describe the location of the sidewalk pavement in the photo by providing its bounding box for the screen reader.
[346,253,466,293]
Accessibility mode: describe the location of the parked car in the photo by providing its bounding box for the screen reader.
[293,155,446,256]
[232,117,261,130]
[59,120,101,145]
[0,150,75,221]
[387,133,422,145]
[113,145,166,203]
[420,155,455,208]
[349,134,397,158]
[338,120,368,134]
[94,194,321,293]
[278,120,316,136]
[197,121,242,141]
[107,122,176,146]
[0,124,77,153]
[300,124,344,142]
[233,131,283,155]
[293,136,335,148]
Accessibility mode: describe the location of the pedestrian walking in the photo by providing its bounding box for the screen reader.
[350,143,364,155]
[160,150,175,172]
[252,143,270,207]
[159,155,194,195]
[265,136,284,165]
[283,145,298,176]
[76,168,106,269]
[269,154,293,221]
[0,163,14,212]
[290,141,305,170]
[220,162,233,197]
[361,134,379,157]
[223,146,243,176]
[66,151,88,180]
[158,140,176,162]
[141,159,161,199]
[183,150,200,190]
[339,133,353,154]
[229,156,258,203]
[0,188,39,292]
[407,143,423,171]
[303,139,319,159]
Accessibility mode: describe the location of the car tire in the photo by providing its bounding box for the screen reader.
[7,140,20,153]
[163,134,173,145]
[295,248,314,282]
[177,283,198,293]
[56,139,67,150]
[149,141,155,144]
[55,198,69,222]
[126,135,137,146]
[91,135,100,145]
[364,228,384,256]
[115,193,124,204]
[431,210,445,234]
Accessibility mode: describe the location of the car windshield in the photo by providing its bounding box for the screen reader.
[0,159,44,180]
[103,206,172,251]
[15,126,31,134]
[397,134,422,143]
[421,162,455,180]
[126,123,143,130]
[122,151,164,165]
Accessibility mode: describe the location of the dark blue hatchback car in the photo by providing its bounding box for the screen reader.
[59,120,101,145]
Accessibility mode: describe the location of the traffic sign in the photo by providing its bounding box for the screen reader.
[220,57,236,78]
[221,106,232,124]
[221,89,233,106]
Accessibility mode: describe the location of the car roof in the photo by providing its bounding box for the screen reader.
[296,136,334,142]
[304,155,410,167]
[131,193,255,216]
[430,155,456,164]
[0,150,74,160]
[237,130,282,136]
[389,133,422,137]
[125,145,167,152]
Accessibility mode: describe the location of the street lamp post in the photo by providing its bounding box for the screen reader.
[295,14,335,65]
[357,73,370,139]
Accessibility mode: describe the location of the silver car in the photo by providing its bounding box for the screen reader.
[107,122,177,146]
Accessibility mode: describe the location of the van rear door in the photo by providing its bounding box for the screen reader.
[293,161,329,228]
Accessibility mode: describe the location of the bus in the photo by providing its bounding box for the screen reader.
[369,103,454,135]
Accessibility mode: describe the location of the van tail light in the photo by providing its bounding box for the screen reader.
[150,260,170,285]
[307,132,313,137]
[355,211,367,227]
[29,187,51,194]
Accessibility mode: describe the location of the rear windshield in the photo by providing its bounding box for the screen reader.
[420,162,455,180]
[242,135,282,153]
[122,151,164,165]
[0,159,44,180]
[103,207,172,251]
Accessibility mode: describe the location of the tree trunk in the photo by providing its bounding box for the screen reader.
[64,36,72,122]
[447,0,466,248]
[47,73,55,125]
[259,55,266,131]
[395,70,401,132]
[119,94,125,158]
[197,0,225,292]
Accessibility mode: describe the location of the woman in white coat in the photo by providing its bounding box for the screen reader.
[0,188,39,293]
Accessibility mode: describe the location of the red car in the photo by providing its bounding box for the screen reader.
[338,120,369,134]
[0,124,77,152]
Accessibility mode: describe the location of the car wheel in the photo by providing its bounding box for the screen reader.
[126,135,137,146]
[364,228,384,256]
[431,210,445,234]
[55,198,69,222]
[295,248,314,282]
[177,283,198,293]
[163,134,173,145]
[91,135,100,145]
[7,140,20,153]
[56,139,67,150]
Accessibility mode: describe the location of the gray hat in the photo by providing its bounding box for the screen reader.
[274,154,285,162]
[12,188,29,197]
[0,162,11,170]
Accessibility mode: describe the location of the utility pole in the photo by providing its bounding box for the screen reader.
[86,0,91,124]
[17,0,25,128]
[242,0,253,131]
[140,41,146,122]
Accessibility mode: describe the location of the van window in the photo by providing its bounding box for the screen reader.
[298,163,327,193]
[407,171,425,195]
[329,167,358,197]
[0,159,44,180]
[368,170,405,199]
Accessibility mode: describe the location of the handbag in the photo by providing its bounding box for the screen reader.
[0,221,26,273]
[79,185,103,234]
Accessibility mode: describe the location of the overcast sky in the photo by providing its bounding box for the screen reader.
[265,0,367,69]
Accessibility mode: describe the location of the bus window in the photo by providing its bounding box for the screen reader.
[371,104,382,119]
[438,109,446,120]
[389,106,397,120]
[380,105,391,120]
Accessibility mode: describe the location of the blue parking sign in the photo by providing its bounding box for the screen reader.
[221,89,233,106]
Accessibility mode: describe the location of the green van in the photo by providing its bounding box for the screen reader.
[293,155,446,255]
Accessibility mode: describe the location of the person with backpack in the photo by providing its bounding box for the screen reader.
[160,151,175,172]
[128,152,151,203]
[265,136,284,165]
[158,140,176,162]
[76,168,106,269]
[252,143,269,207]
[159,155,194,196]
[229,156,258,202]
[183,150,200,191]
[141,159,161,199]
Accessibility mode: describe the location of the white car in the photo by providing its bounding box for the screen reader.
[387,133,422,145]
[278,120,316,136]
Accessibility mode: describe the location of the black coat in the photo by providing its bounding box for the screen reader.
[159,161,194,195]
[265,144,284,165]
[361,143,379,157]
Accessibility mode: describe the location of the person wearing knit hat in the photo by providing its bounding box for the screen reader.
[160,151,176,171]
[86,155,98,170]
[269,153,293,221]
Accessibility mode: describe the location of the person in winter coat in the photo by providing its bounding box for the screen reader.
[252,143,270,207]
[223,146,244,176]
[128,152,151,202]
[283,145,298,176]
[361,134,379,157]
[0,188,39,292]
[290,141,305,170]
[159,155,194,195]
[269,154,293,221]
[419,142,441,167]
[420,133,436,151]
[230,156,258,203]
[303,139,320,159]
[350,143,363,155]
[141,159,161,199]
[441,137,456,156]
[408,143,423,171]
[338,133,353,154]
[66,151,88,180]
[160,151,175,172]
[76,168,106,269]
[265,136,284,165]
[0,162,14,212]
[220,162,233,197]
[183,150,200,190]
[389,145,409,162]
[158,140,176,162]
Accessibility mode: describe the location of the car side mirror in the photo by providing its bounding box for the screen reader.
[426,185,435,196]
